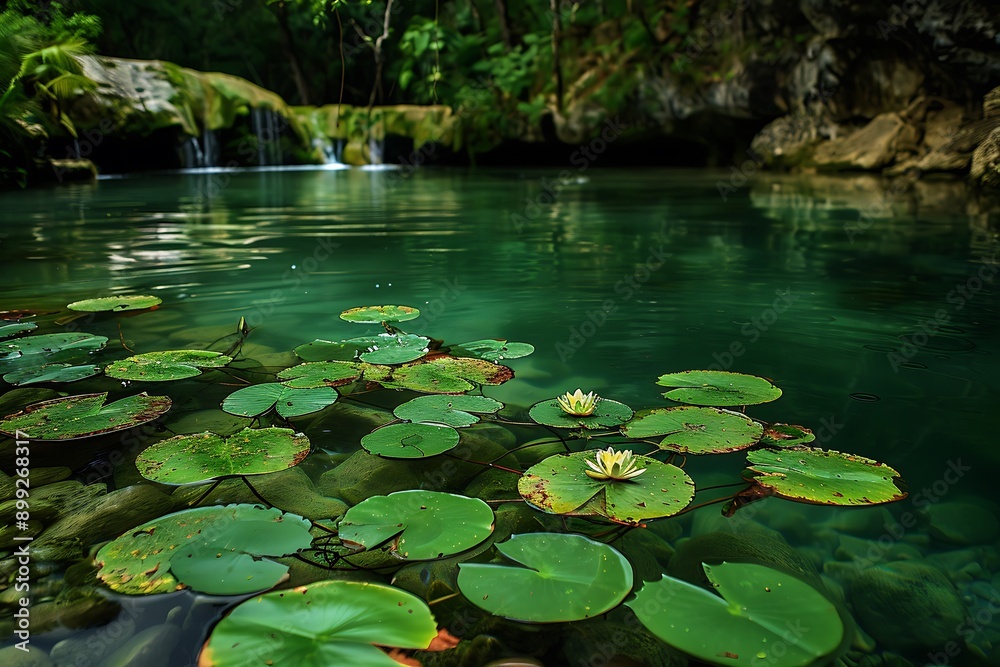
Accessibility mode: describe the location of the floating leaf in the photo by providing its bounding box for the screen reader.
[96,504,312,595]
[379,356,514,394]
[339,490,494,560]
[449,339,534,362]
[278,361,367,388]
[222,382,338,418]
[135,427,310,485]
[627,563,844,667]
[105,350,232,381]
[657,370,782,406]
[340,305,420,324]
[528,396,633,430]
[744,447,907,506]
[518,451,694,524]
[457,533,633,622]
[356,333,430,365]
[294,339,369,362]
[0,332,108,366]
[0,392,171,440]
[0,322,37,339]
[67,295,162,312]
[759,423,816,448]
[361,422,461,458]
[199,580,437,667]
[3,363,101,386]
[622,406,763,454]
[393,394,503,427]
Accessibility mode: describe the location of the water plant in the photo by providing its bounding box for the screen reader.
[0,301,909,667]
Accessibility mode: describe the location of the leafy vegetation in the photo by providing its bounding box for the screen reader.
[0,300,909,666]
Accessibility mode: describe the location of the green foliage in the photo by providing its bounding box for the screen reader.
[627,563,844,667]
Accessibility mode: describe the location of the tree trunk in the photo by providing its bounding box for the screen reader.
[550,0,564,111]
[493,0,512,49]
[271,1,312,105]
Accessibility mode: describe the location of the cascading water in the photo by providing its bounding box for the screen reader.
[251,108,283,166]
[367,135,384,165]
[312,136,343,165]
[181,135,205,168]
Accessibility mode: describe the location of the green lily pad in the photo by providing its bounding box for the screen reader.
[457,533,633,622]
[393,394,504,427]
[0,392,172,440]
[340,305,420,324]
[222,382,338,418]
[278,361,367,389]
[518,451,695,524]
[200,580,437,667]
[449,339,535,362]
[105,350,232,381]
[528,397,633,430]
[759,423,816,448]
[67,295,162,312]
[0,322,37,339]
[361,422,461,458]
[627,562,844,667]
[339,490,494,560]
[3,363,101,386]
[356,333,430,365]
[621,406,763,454]
[379,356,514,394]
[0,332,108,366]
[657,370,782,406]
[96,504,312,595]
[135,427,310,485]
[294,338,369,362]
[744,447,907,506]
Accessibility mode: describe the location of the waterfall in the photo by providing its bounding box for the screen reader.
[181,135,205,168]
[368,135,384,165]
[72,139,82,159]
[313,136,343,165]
[202,128,220,167]
[251,108,283,166]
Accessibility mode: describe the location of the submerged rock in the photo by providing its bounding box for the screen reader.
[0,645,53,667]
[849,561,966,652]
[921,501,1000,546]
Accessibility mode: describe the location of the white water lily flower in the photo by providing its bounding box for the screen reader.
[584,447,647,481]
[557,389,599,416]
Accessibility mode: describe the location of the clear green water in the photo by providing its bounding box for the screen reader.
[1,168,999,664]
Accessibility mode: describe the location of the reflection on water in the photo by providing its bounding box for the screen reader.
[0,168,999,663]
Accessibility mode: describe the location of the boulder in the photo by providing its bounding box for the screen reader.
[971,127,1000,189]
[849,561,966,652]
[0,646,53,667]
[921,501,1000,546]
[812,113,920,170]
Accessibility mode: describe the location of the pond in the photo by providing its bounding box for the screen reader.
[1,167,998,666]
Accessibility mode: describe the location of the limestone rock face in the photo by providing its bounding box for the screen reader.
[971,126,1000,189]
[812,113,920,170]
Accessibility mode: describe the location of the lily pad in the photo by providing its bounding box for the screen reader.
[744,447,907,506]
[0,322,37,339]
[96,504,312,595]
[518,451,695,524]
[277,361,367,388]
[135,427,310,485]
[759,423,816,448]
[105,350,232,381]
[294,338,370,362]
[340,305,420,324]
[0,332,108,366]
[449,339,535,362]
[339,490,494,560]
[528,397,633,430]
[199,580,437,667]
[379,356,514,394]
[67,295,162,312]
[457,533,633,622]
[627,562,844,667]
[657,370,782,406]
[222,382,338,418]
[0,392,172,440]
[3,363,102,386]
[356,333,430,364]
[621,406,763,454]
[361,422,461,458]
[393,394,504,427]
